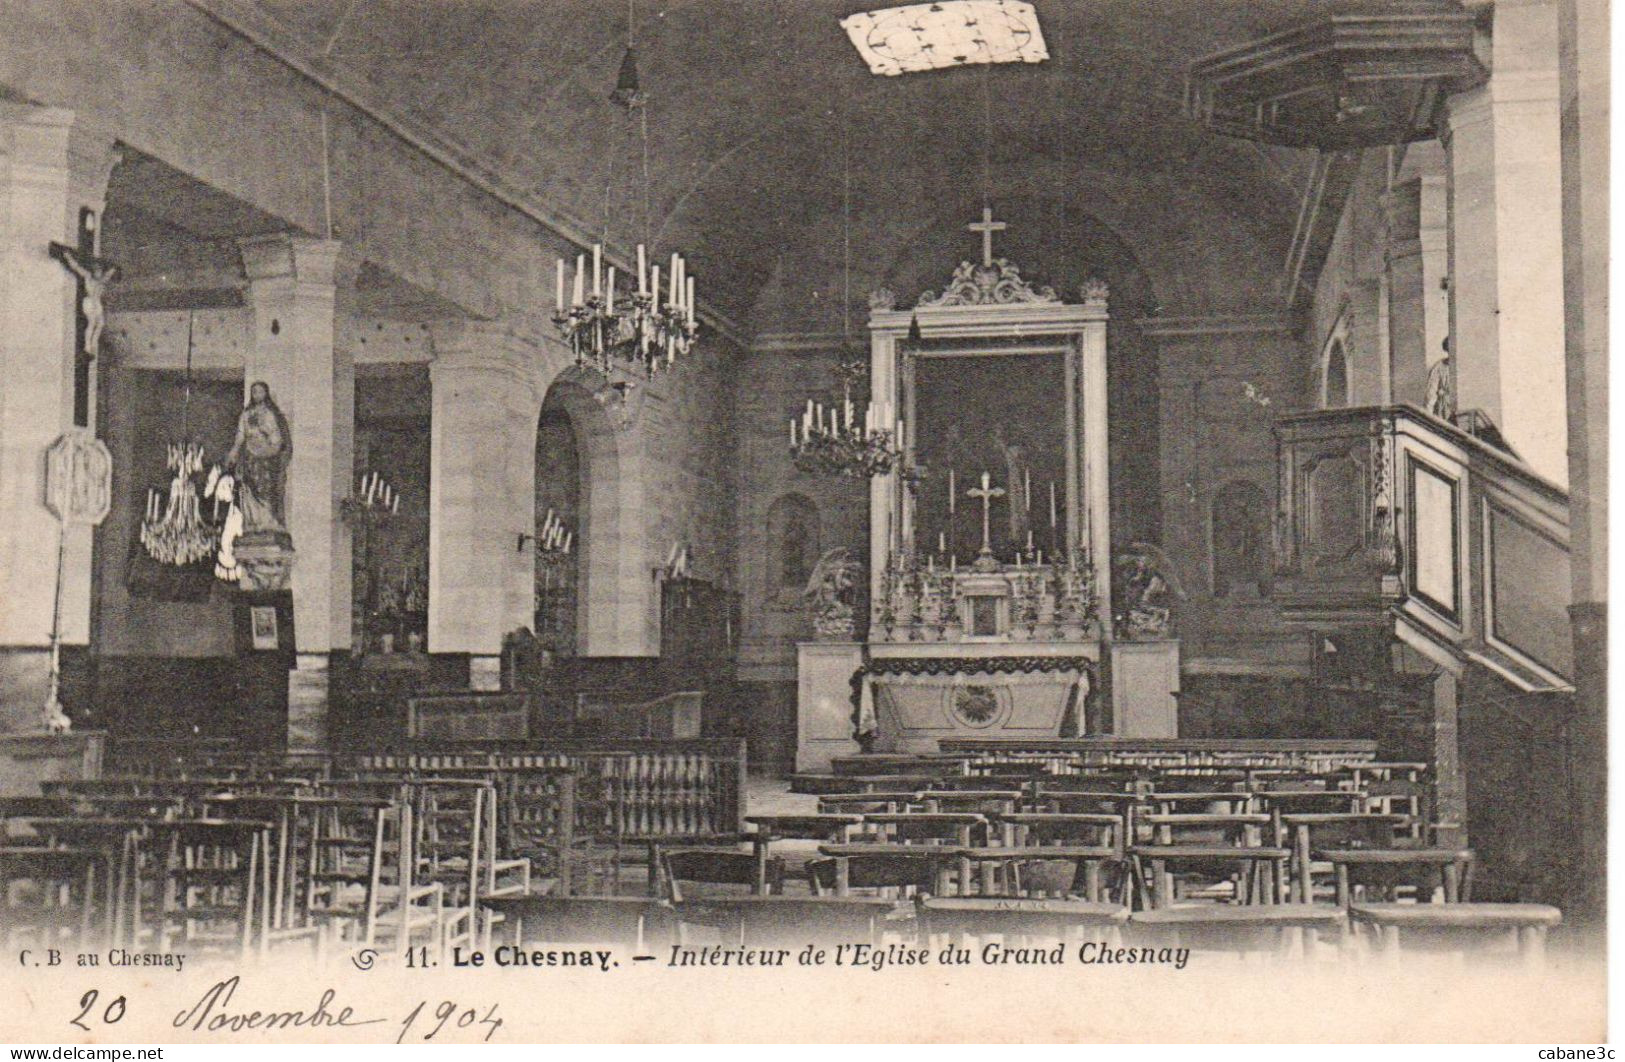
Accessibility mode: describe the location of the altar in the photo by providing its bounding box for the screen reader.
[795,218,1180,771]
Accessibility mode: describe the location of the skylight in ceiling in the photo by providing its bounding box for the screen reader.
[840,1,1048,76]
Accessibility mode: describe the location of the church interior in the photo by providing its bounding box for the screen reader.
[0,0,1607,971]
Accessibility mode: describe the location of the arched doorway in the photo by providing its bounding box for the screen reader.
[535,372,649,656]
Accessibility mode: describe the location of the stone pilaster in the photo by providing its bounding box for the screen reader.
[427,320,569,681]
[0,104,117,732]
[1442,0,1568,484]
[1558,0,1607,933]
[238,234,351,748]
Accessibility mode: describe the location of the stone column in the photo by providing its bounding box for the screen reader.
[1558,0,1606,933]
[1442,0,1568,484]
[238,235,350,749]
[427,321,567,688]
[0,104,116,732]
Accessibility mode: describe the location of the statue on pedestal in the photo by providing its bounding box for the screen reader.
[225,381,296,591]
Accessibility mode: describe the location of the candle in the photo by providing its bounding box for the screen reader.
[556,259,565,311]
[948,469,956,514]
[606,266,616,303]
[1037,550,1044,566]
[1027,529,1034,552]
[981,471,991,490]
[686,276,696,324]
[1050,482,1058,527]
[951,554,957,573]
[650,265,661,309]
[573,255,585,306]
[637,244,647,294]
[563,531,572,553]
[1024,469,1032,510]
[592,243,602,297]
[391,493,399,515]
[669,253,680,304]
[939,531,947,553]
[790,420,797,445]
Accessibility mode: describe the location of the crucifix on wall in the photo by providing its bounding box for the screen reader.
[49,207,120,428]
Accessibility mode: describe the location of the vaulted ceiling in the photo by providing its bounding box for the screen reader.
[222,0,1321,332]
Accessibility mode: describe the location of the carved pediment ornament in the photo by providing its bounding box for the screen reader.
[916,258,1060,308]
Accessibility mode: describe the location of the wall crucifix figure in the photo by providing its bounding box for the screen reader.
[48,208,120,427]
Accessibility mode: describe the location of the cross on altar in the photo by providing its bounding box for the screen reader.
[967,471,1006,558]
[967,205,1007,267]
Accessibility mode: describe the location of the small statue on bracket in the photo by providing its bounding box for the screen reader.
[802,547,860,640]
[1114,542,1186,640]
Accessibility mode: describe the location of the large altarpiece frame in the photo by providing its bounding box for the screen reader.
[867,272,1112,630]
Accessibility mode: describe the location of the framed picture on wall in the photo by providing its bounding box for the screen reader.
[233,589,295,662]
[249,606,279,650]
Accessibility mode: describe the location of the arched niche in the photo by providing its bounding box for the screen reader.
[1210,479,1271,599]
[765,493,820,605]
[537,372,652,656]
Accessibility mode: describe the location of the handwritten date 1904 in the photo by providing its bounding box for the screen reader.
[397,999,503,1044]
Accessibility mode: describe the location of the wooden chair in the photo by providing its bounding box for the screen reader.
[672,895,903,947]
[1276,813,1412,903]
[745,814,861,895]
[915,790,1023,818]
[0,846,115,951]
[480,894,675,951]
[1318,847,1476,906]
[917,896,1128,948]
[816,793,919,816]
[808,847,946,899]
[1129,904,1348,960]
[151,818,274,959]
[1131,813,1289,909]
[1350,902,1561,967]
[973,813,1128,901]
[661,848,781,901]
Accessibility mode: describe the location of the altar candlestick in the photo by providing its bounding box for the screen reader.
[637,244,647,294]
[573,255,585,306]
[556,259,565,312]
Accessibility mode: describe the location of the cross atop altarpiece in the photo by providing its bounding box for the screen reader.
[967,205,1006,267]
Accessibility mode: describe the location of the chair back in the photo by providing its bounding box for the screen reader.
[662,848,765,901]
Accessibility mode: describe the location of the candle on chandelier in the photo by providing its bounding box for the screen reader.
[686,276,696,326]
[556,259,565,312]
[790,420,797,446]
[573,255,585,306]
[650,265,661,310]
[391,492,399,515]
[949,469,956,514]
[563,531,572,554]
[1050,482,1058,527]
[606,266,616,305]
[637,244,647,295]
[592,244,602,298]
[1024,470,1031,511]
[669,253,680,305]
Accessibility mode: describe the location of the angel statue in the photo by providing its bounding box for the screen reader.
[1114,541,1187,640]
[204,466,242,583]
[802,546,860,640]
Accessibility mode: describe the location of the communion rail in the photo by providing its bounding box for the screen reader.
[936,737,1379,775]
[346,739,747,843]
